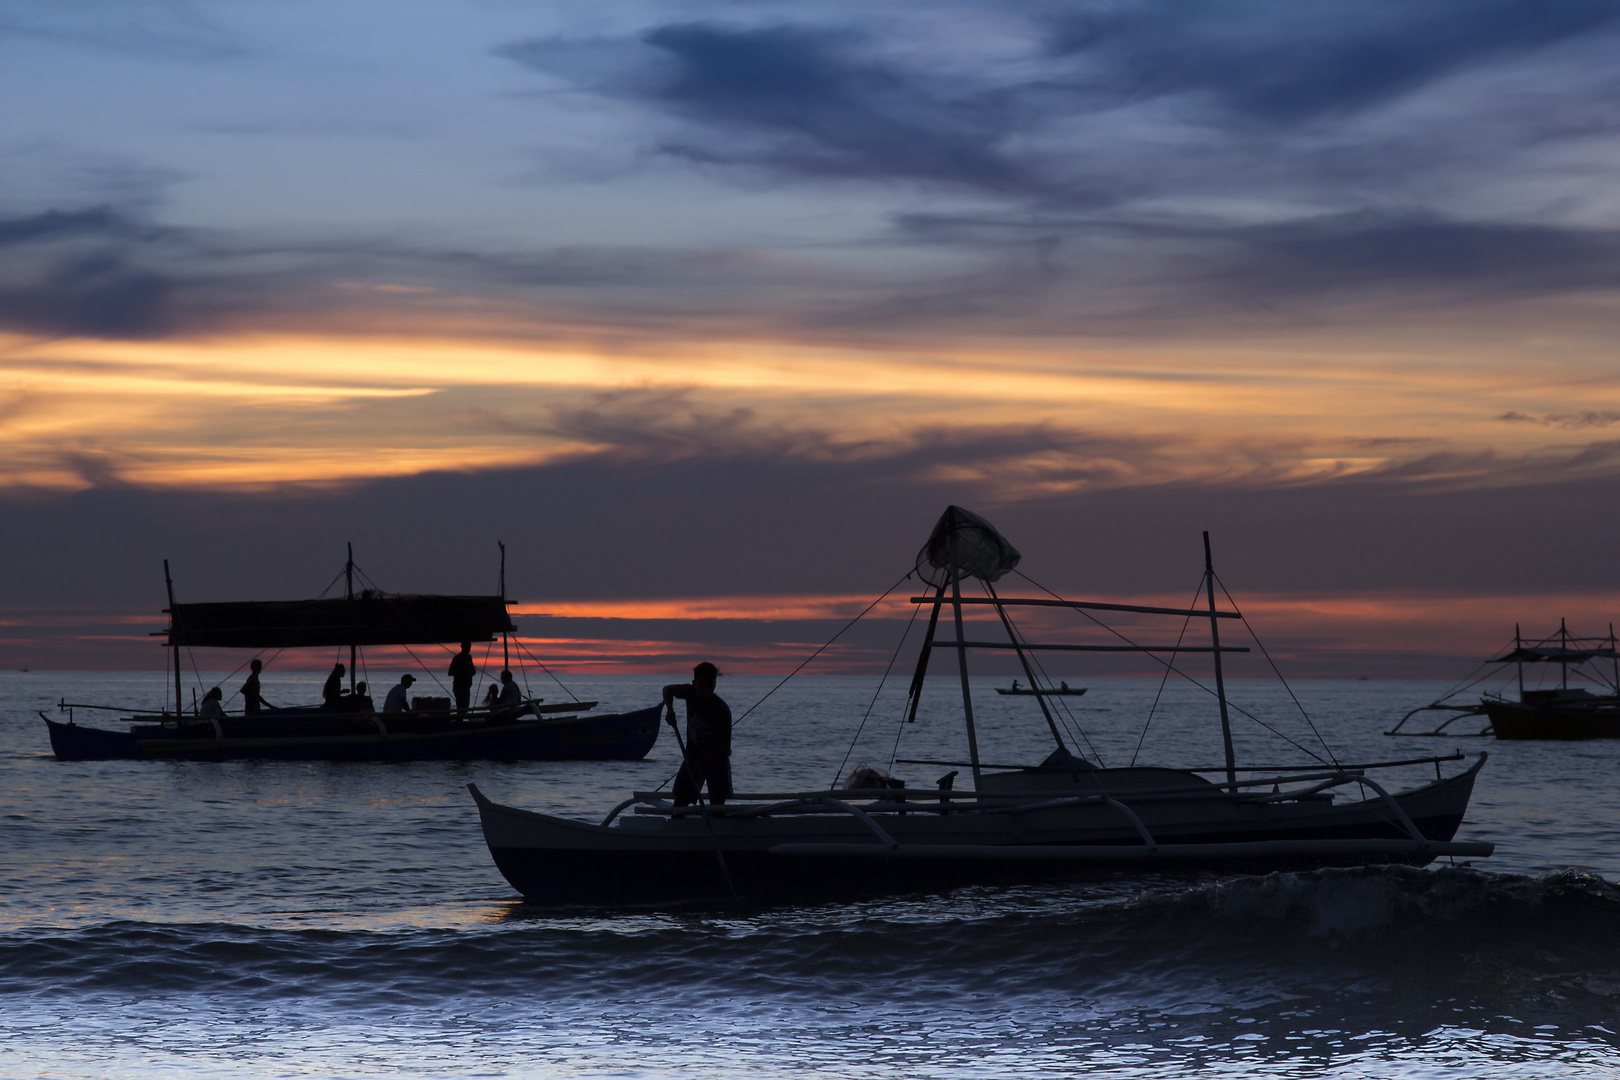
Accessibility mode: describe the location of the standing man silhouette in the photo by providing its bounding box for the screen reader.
[240,658,271,715]
[663,662,733,807]
[448,641,476,718]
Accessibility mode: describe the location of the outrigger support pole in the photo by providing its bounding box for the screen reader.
[1203,532,1236,788]
[499,540,509,670]
[164,559,182,720]
[986,579,1078,779]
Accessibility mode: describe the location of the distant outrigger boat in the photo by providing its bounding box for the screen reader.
[996,680,1086,697]
[42,546,660,762]
[472,507,1491,906]
[1388,621,1620,740]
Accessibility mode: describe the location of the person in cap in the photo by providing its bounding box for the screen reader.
[663,661,732,806]
[383,673,416,714]
[240,658,271,715]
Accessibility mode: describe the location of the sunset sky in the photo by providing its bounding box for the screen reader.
[4,1,1619,677]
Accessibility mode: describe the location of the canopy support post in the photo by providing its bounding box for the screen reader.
[164,559,182,720]
[1515,623,1524,700]
[1203,532,1236,788]
[985,579,1077,777]
[1561,617,1569,690]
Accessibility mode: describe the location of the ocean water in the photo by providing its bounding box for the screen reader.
[4,670,1620,1079]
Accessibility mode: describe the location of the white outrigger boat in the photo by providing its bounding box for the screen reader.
[471,507,1492,905]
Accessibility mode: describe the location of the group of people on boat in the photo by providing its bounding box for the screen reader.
[191,641,537,722]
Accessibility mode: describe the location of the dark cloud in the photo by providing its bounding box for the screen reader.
[1045,0,1620,124]
[500,23,1042,194]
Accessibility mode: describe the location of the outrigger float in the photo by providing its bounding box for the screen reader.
[1388,621,1620,740]
[42,546,660,762]
[472,507,1492,906]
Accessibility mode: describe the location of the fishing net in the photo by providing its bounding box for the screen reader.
[914,505,1022,588]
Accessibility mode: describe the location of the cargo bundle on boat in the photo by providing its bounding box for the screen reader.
[471,506,1492,906]
[42,545,660,762]
[1387,621,1620,740]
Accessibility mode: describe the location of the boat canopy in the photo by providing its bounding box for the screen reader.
[915,505,1022,587]
[166,592,515,648]
[1489,646,1620,663]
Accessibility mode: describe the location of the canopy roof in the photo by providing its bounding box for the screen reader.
[166,592,515,649]
[915,505,1022,588]
[1490,646,1620,664]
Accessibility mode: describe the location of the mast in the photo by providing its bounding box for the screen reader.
[164,559,182,719]
[1514,623,1523,700]
[1203,532,1236,787]
[1612,623,1617,694]
[346,542,356,693]
[1561,618,1569,690]
[499,540,509,670]
[949,549,983,789]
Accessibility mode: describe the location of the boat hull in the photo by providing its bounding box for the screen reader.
[1483,700,1620,740]
[472,759,1488,906]
[43,705,662,762]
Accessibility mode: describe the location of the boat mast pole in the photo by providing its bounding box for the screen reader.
[164,559,182,720]
[1203,532,1236,788]
[902,582,947,726]
[1516,623,1523,700]
[346,542,356,693]
[499,540,509,670]
[1611,623,1617,693]
[1561,618,1569,690]
[949,541,983,789]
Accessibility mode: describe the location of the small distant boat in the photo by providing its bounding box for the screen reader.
[996,680,1086,697]
[42,546,660,762]
[1387,620,1620,740]
[474,506,1491,906]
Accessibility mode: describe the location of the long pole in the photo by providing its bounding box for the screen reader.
[1516,623,1524,700]
[499,540,509,670]
[346,542,356,693]
[949,553,983,789]
[903,582,947,726]
[164,559,182,720]
[1203,532,1236,788]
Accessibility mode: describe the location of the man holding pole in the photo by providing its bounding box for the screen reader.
[663,661,732,807]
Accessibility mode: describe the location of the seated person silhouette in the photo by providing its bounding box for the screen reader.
[489,670,524,721]
[198,686,227,722]
[383,674,415,714]
[322,663,346,710]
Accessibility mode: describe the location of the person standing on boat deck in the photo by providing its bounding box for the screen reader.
[322,663,346,710]
[198,686,226,721]
[448,642,476,717]
[240,659,271,715]
[382,674,415,714]
[663,662,732,807]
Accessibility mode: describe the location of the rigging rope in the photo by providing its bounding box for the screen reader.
[1132,578,1202,767]
[1215,572,1337,766]
[829,593,920,786]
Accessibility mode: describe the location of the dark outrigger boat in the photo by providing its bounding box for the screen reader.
[996,680,1086,697]
[472,507,1491,906]
[43,547,660,762]
[1388,621,1620,740]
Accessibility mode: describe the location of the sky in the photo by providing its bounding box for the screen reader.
[3,0,1619,680]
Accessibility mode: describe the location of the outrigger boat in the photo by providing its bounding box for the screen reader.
[42,546,661,762]
[471,507,1492,906]
[1388,621,1620,740]
[996,680,1086,697]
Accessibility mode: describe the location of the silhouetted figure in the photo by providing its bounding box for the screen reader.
[1011,679,1021,691]
[383,674,415,714]
[322,663,346,710]
[241,658,270,715]
[199,686,226,722]
[448,641,476,717]
[351,681,375,713]
[663,661,732,807]
[483,683,500,710]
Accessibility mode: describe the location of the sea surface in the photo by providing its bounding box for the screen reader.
[4,670,1620,1079]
